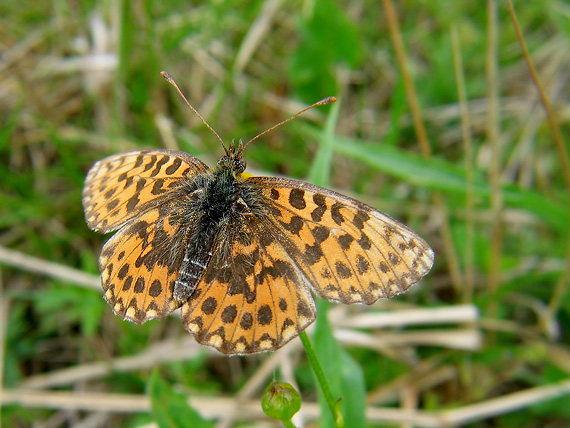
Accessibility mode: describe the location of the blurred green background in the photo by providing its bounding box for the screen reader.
[1,0,570,427]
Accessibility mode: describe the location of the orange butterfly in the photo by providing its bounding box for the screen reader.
[82,73,434,354]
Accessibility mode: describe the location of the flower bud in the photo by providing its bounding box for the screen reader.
[261,381,301,421]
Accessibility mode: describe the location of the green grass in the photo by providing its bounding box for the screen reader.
[1,0,570,426]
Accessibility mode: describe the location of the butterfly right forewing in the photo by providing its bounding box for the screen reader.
[247,176,434,305]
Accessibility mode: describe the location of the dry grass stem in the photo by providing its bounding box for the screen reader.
[335,328,482,351]
[451,24,475,304]
[485,0,503,326]
[439,378,570,427]
[0,246,99,290]
[20,337,203,390]
[367,356,447,405]
[5,379,570,427]
[0,282,6,428]
[506,0,570,317]
[381,0,462,294]
[337,305,478,329]
[233,0,285,74]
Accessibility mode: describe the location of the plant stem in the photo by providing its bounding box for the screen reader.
[299,331,344,427]
[282,420,296,428]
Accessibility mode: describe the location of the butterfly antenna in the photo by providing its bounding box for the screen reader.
[161,71,227,152]
[242,96,337,151]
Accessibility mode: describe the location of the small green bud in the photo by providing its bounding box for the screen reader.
[261,381,301,421]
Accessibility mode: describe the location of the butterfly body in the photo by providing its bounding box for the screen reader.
[83,142,434,354]
[171,145,249,301]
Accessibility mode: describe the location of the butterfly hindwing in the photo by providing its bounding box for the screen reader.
[83,149,208,233]
[180,209,316,354]
[99,202,189,323]
[247,176,434,304]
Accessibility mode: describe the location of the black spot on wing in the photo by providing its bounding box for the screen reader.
[331,202,345,225]
[107,199,119,211]
[202,297,217,315]
[135,177,147,193]
[127,194,141,212]
[335,261,352,279]
[289,188,306,210]
[134,153,145,168]
[142,155,157,172]
[352,210,370,230]
[117,264,129,280]
[279,216,303,236]
[150,155,169,177]
[357,232,372,250]
[151,179,166,195]
[311,194,327,222]
[312,226,329,243]
[338,233,354,250]
[297,299,313,319]
[356,255,370,275]
[134,277,145,293]
[122,276,133,291]
[258,305,273,326]
[303,242,323,265]
[240,312,253,330]
[221,305,238,323]
[149,280,162,297]
[165,157,183,175]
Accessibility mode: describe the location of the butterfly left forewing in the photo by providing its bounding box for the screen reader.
[83,149,208,233]
[247,176,434,304]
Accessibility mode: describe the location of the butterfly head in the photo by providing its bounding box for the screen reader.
[218,138,247,174]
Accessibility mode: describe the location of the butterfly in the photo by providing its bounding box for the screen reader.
[82,72,434,355]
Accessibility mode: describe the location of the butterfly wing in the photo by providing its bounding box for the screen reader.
[247,176,434,304]
[84,147,433,353]
[180,210,317,355]
[98,201,191,323]
[179,175,433,355]
[83,149,208,233]
[83,149,210,323]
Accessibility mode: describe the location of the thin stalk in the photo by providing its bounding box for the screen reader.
[486,0,503,332]
[381,0,463,292]
[299,331,344,428]
[451,25,475,304]
[505,0,570,316]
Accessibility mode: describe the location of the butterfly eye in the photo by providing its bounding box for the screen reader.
[216,157,246,172]
[217,156,227,164]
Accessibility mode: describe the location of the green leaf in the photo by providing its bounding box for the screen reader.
[30,284,105,337]
[148,369,215,428]
[384,76,407,146]
[308,100,340,186]
[313,300,366,428]
[288,0,361,101]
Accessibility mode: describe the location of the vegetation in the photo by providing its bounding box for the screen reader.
[1,0,569,426]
